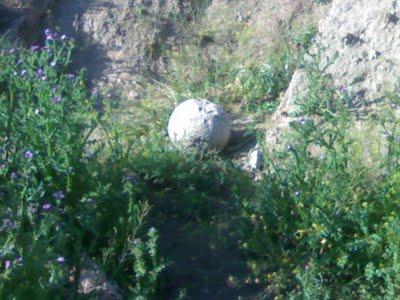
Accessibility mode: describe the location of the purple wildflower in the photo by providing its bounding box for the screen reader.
[294,191,301,197]
[10,172,18,179]
[24,150,33,159]
[61,34,67,40]
[30,45,40,52]
[21,70,27,77]
[1,218,16,230]
[15,257,23,266]
[53,191,66,200]
[4,260,11,270]
[29,204,38,214]
[8,48,16,54]
[35,109,40,115]
[36,68,44,77]
[42,203,52,211]
[50,61,57,67]
[66,73,75,80]
[56,256,65,264]
[3,218,12,228]
[125,173,139,183]
[87,198,94,205]
[52,96,63,104]
[13,71,17,76]
[45,28,55,41]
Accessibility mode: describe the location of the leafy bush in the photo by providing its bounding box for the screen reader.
[0,31,255,299]
[165,44,295,115]
[242,54,400,298]
[232,51,295,113]
[0,32,165,299]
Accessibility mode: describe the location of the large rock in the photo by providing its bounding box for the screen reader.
[267,0,400,147]
[78,258,122,300]
[168,99,231,150]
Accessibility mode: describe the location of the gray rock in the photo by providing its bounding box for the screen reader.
[266,0,400,147]
[78,258,122,300]
[244,146,263,171]
[168,99,231,150]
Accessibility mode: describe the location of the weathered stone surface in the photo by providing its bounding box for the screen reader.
[319,0,400,104]
[168,99,231,149]
[266,69,309,147]
[267,0,400,147]
[78,258,122,300]
[244,146,263,172]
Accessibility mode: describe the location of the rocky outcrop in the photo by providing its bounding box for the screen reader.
[267,0,400,147]
[78,258,122,300]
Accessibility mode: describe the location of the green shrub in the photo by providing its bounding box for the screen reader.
[165,44,295,115]
[242,53,400,298]
[233,51,295,113]
[0,33,165,299]
[0,31,255,298]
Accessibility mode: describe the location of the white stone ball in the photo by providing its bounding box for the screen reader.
[168,99,231,149]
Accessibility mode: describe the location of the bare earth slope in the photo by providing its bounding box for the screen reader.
[49,0,186,100]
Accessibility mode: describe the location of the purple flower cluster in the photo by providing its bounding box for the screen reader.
[42,203,52,212]
[45,28,68,42]
[36,68,44,77]
[45,29,56,41]
[2,218,16,230]
[24,150,33,159]
[4,260,11,270]
[53,191,66,200]
[36,68,47,81]
[29,203,38,214]
[3,257,23,270]
[30,45,40,52]
[52,96,63,104]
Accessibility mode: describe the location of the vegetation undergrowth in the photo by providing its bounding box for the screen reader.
[158,1,318,116]
[242,50,400,298]
[0,32,166,299]
[0,30,255,299]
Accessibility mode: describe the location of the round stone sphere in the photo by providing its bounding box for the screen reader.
[168,99,231,149]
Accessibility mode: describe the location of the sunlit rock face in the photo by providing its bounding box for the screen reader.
[168,99,231,150]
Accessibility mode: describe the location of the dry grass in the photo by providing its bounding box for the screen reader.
[181,0,328,66]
